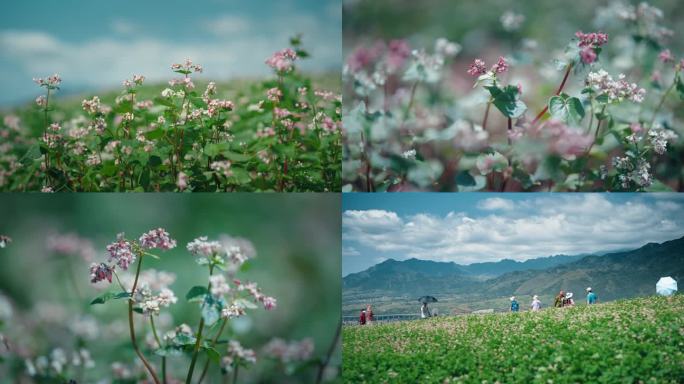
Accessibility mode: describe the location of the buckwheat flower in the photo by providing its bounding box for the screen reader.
[575,31,609,48]
[86,154,101,166]
[211,160,233,177]
[139,228,176,250]
[106,233,135,270]
[71,348,95,369]
[658,49,674,63]
[35,95,47,107]
[491,56,509,74]
[122,112,134,122]
[434,37,461,57]
[47,233,96,261]
[187,236,223,258]
[41,186,54,193]
[81,96,101,114]
[47,74,61,86]
[204,81,217,97]
[122,79,134,88]
[262,338,314,364]
[262,296,277,310]
[467,59,487,76]
[402,149,417,159]
[0,235,11,248]
[209,274,231,297]
[133,74,145,85]
[267,87,282,102]
[157,288,177,307]
[221,304,245,319]
[50,348,67,374]
[140,298,160,316]
[580,47,597,64]
[635,160,652,187]
[177,171,188,191]
[222,341,257,371]
[89,262,114,283]
[500,10,525,31]
[265,48,298,72]
[33,77,46,86]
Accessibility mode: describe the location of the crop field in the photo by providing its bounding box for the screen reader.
[0,38,341,192]
[342,295,684,383]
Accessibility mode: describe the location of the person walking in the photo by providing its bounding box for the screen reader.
[586,287,598,305]
[510,296,520,312]
[554,290,565,308]
[366,304,374,323]
[359,309,366,325]
[420,302,431,319]
[564,292,575,307]
[531,295,541,311]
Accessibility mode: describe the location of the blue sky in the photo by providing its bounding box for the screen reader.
[0,0,340,105]
[342,193,684,276]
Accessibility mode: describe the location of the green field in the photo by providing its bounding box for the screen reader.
[343,295,684,383]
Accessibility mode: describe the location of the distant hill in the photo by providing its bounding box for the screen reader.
[343,236,684,312]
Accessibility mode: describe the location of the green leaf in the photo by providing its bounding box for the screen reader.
[676,74,684,100]
[455,171,476,187]
[148,155,162,167]
[186,286,208,302]
[202,346,221,363]
[90,291,130,305]
[548,94,585,125]
[485,85,527,118]
[202,304,220,326]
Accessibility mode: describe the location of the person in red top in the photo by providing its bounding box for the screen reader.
[359,309,367,325]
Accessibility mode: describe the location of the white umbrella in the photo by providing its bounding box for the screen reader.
[656,277,678,296]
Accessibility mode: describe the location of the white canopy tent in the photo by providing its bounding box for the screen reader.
[656,276,678,296]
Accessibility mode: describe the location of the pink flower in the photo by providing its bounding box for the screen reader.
[630,122,643,133]
[467,59,487,76]
[35,95,47,107]
[386,39,411,71]
[575,31,608,48]
[177,172,188,191]
[106,233,136,270]
[266,87,282,102]
[265,48,298,72]
[89,263,114,284]
[262,296,277,310]
[490,56,508,74]
[658,49,674,63]
[580,47,597,64]
[139,228,177,250]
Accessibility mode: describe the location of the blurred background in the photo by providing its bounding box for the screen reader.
[0,0,341,106]
[0,193,340,382]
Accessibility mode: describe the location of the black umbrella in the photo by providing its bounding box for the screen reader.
[418,296,438,304]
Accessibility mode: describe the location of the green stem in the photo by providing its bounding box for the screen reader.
[232,364,239,384]
[197,317,229,384]
[648,75,677,130]
[150,316,167,384]
[531,62,574,126]
[315,319,342,384]
[185,265,215,384]
[128,256,161,384]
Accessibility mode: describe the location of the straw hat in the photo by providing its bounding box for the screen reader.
[533,295,539,300]
[586,287,592,292]
[510,296,516,301]
[565,292,573,299]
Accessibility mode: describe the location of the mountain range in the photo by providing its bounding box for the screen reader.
[343,236,684,313]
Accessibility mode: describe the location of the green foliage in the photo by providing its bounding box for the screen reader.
[485,85,527,118]
[90,291,130,305]
[548,93,585,125]
[343,295,684,383]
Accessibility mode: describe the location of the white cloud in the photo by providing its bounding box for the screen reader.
[478,197,515,211]
[342,246,360,257]
[343,195,684,265]
[111,19,137,35]
[203,15,252,36]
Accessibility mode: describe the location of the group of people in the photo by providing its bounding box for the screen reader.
[510,287,598,312]
[358,304,374,325]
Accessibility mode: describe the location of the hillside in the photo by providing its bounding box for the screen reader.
[343,236,684,314]
[342,295,684,383]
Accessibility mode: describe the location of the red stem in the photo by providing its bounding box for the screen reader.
[531,63,574,125]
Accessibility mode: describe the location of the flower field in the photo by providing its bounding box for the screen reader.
[0,38,341,192]
[342,295,684,383]
[342,1,684,191]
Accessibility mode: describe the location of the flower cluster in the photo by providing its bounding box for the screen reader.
[262,338,314,364]
[222,340,257,371]
[585,70,646,103]
[33,74,62,88]
[139,228,177,250]
[106,233,136,270]
[265,48,298,72]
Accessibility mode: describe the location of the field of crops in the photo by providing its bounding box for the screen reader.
[343,295,684,383]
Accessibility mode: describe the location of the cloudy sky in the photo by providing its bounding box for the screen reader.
[0,0,340,106]
[342,193,684,276]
